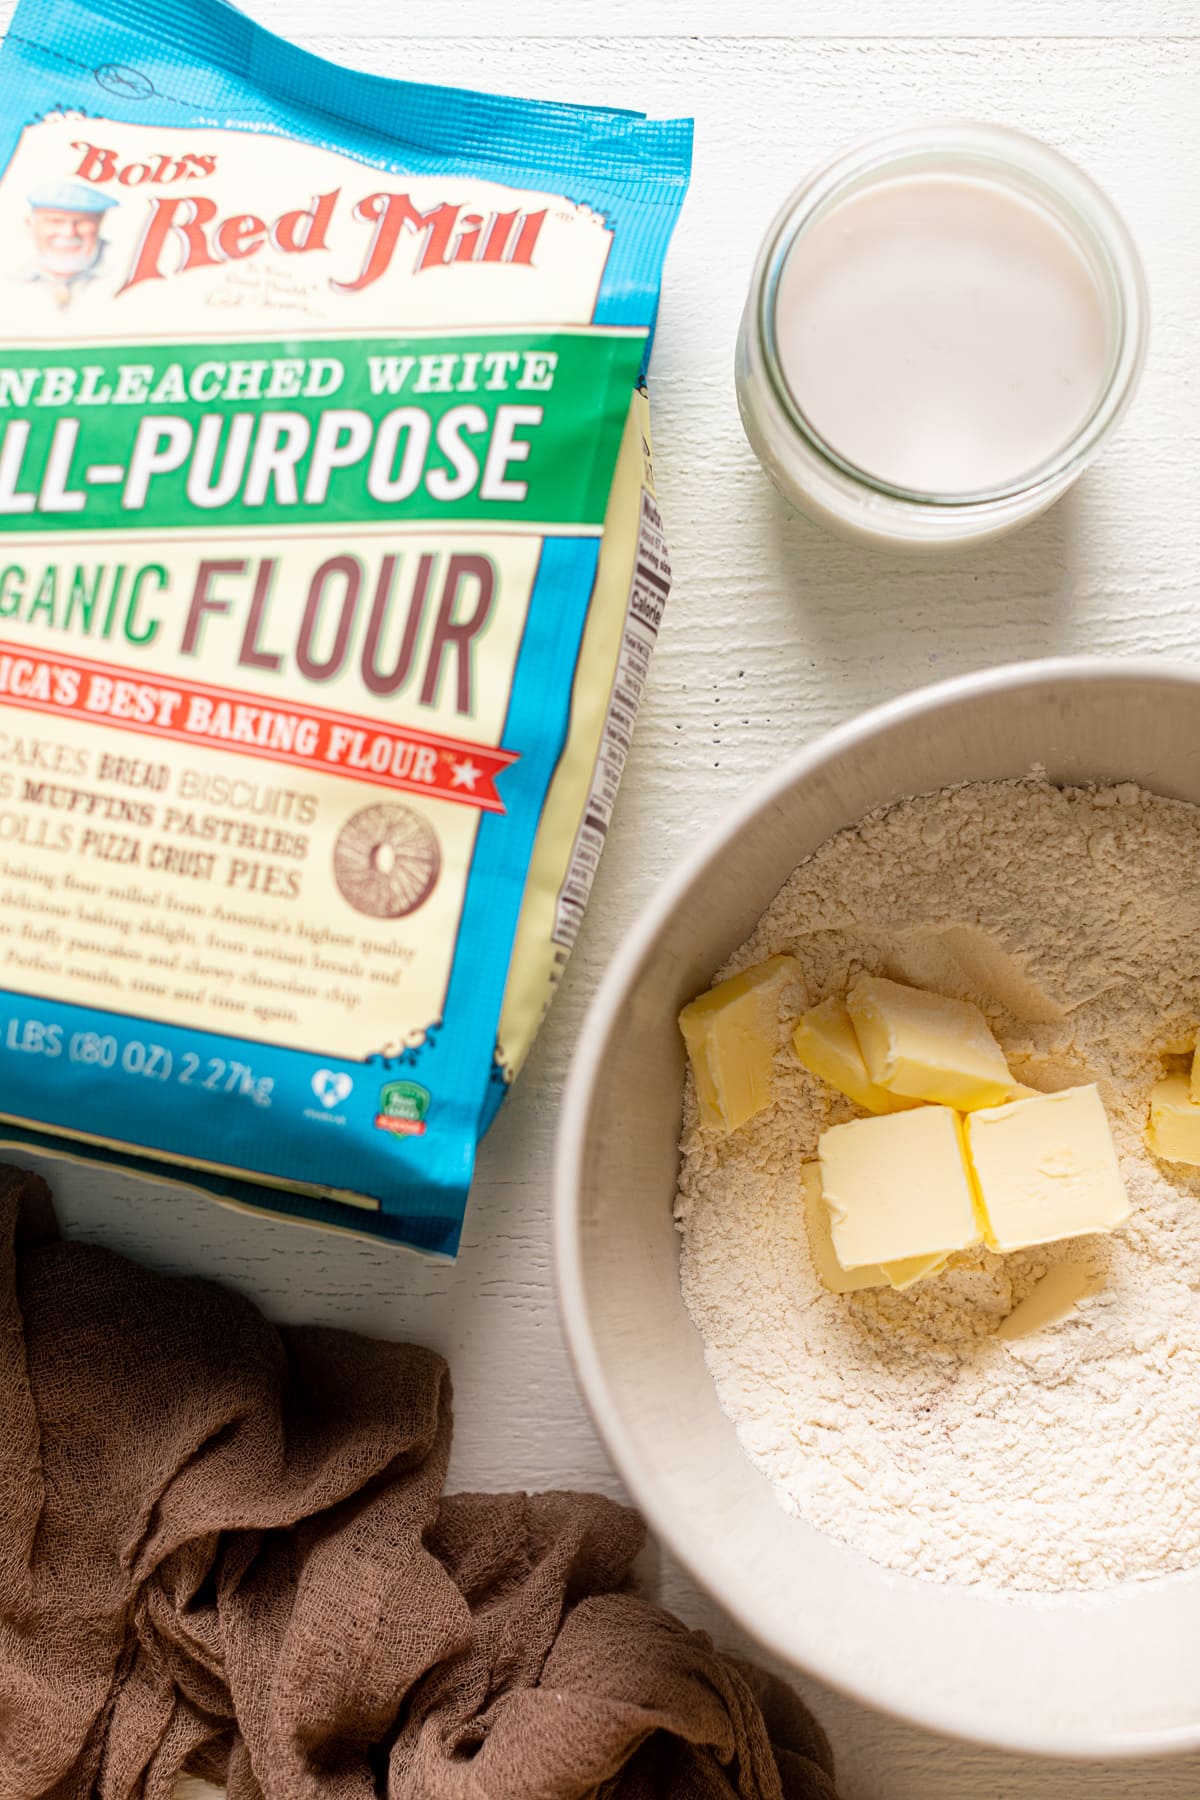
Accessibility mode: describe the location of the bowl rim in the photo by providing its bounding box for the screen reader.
[554,653,1200,1762]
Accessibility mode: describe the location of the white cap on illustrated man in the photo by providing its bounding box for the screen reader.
[24,179,118,307]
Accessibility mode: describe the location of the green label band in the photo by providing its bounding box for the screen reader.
[0,330,645,532]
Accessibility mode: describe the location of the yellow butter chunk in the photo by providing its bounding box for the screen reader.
[800,1163,887,1293]
[883,1251,949,1291]
[996,1262,1099,1341]
[847,975,1013,1110]
[678,955,797,1132]
[801,1164,946,1293]
[966,1085,1130,1254]
[1191,1033,1200,1104]
[793,996,918,1114]
[819,1105,981,1268]
[1147,1073,1200,1165]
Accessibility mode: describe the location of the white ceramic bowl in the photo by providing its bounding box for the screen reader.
[555,657,1200,1760]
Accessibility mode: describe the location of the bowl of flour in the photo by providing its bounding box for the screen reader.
[556,658,1200,1757]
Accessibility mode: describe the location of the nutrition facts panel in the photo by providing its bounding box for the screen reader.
[2,0,1191,1796]
[553,488,669,952]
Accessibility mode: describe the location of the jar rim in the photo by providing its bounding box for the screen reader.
[754,122,1149,511]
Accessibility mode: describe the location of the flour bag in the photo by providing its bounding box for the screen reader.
[0,0,691,1252]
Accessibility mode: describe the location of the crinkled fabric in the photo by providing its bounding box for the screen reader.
[0,1164,839,1800]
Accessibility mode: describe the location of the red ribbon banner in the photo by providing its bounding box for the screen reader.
[0,639,518,813]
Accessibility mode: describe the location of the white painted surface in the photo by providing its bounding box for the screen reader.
[0,0,1197,1792]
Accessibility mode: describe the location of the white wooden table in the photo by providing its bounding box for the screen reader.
[4,0,1199,1793]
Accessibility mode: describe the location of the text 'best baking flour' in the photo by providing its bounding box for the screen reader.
[0,0,692,1252]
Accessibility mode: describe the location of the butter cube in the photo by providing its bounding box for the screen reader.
[793,996,918,1114]
[847,975,1013,1110]
[679,955,797,1132]
[1148,1073,1200,1165]
[966,1085,1130,1253]
[883,1251,950,1291]
[800,1162,886,1293]
[800,1163,947,1293]
[819,1105,981,1268]
[995,1262,1099,1342]
[1190,1033,1200,1104]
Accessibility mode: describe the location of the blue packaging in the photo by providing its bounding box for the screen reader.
[0,0,691,1253]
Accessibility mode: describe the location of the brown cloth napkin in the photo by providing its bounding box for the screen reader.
[0,1163,839,1800]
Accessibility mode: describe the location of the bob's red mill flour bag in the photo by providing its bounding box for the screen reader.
[0,0,692,1253]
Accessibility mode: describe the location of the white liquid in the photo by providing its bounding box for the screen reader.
[773,173,1111,495]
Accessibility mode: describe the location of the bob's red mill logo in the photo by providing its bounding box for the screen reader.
[67,141,548,295]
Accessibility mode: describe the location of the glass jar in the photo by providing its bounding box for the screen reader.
[735,124,1148,550]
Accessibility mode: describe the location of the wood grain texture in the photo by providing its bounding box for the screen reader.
[248,0,1200,35]
[1,0,1198,1793]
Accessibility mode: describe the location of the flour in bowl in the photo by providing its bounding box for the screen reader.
[675,779,1200,1592]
